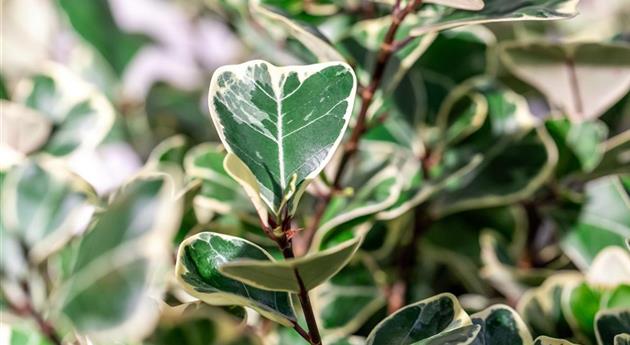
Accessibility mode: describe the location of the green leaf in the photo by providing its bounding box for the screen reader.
[500,42,630,122]
[208,60,356,215]
[545,118,608,176]
[56,172,182,343]
[562,281,603,340]
[596,309,630,345]
[518,273,581,340]
[184,143,253,222]
[175,232,296,326]
[147,135,189,168]
[410,0,578,36]
[220,237,361,292]
[471,304,533,345]
[1,158,96,262]
[145,302,258,345]
[317,259,386,335]
[412,324,481,345]
[13,63,116,157]
[562,176,630,270]
[366,293,471,345]
[590,131,630,178]
[0,324,54,345]
[311,167,401,250]
[250,0,344,63]
[58,0,150,75]
[0,101,51,156]
[615,334,630,345]
[533,336,580,345]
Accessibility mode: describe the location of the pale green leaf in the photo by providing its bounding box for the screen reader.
[0,101,51,157]
[615,334,630,345]
[410,0,579,36]
[220,237,361,292]
[175,232,296,326]
[1,158,96,262]
[250,0,344,63]
[500,42,630,122]
[208,60,356,215]
[55,172,182,343]
[562,176,630,270]
[0,323,53,345]
[13,63,115,156]
[366,293,471,345]
[533,336,580,345]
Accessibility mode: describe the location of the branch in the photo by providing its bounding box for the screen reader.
[298,0,424,254]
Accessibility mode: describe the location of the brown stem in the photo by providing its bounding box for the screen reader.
[266,215,322,345]
[299,0,423,252]
[3,281,64,345]
[387,206,431,313]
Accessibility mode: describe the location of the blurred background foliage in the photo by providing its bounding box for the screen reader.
[0,0,629,344]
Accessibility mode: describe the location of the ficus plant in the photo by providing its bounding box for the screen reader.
[1,0,629,344]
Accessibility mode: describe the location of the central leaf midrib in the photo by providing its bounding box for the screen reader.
[275,86,286,189]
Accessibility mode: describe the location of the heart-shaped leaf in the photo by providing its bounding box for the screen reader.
[366,293,471,345]
[208,60,357,216]
[534,336,580,345]
[471,304,533,345]
[500,42,630,122]
[596,309,630,345]
[1,159,96,262]
[220,237,361,292]
[410,0,578,36]
[55,172,182,343]
[175,232,296,326]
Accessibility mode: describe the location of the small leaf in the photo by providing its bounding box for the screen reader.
[410,0,578,36]
[58,0,149,75]
[175,232,296,326]
[562,177,630,270]
[615,334,630,345]
[13,63,115,156]
[471,304,533,345]
[500,42,630,122]
[312,167,401,251]
[533,336,580,345]
[586,247,630,288]
[366,293,471,345]
[208,60,357,215]
[147,135,189,167]
[56,172,183,343]
[545,118,608,176]
[590,131,630,178]
[250,0,344,63]
[596,309,630,345]
[1,159,96,262]
[220,237,361,292]
[184,144,253,221]
[0,101,51,156]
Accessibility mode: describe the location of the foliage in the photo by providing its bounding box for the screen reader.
[1,0,629,344]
